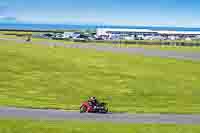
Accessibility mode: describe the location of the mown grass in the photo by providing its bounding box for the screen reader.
[0,31,37,34]
[0,40,200,113]
[0,120,200,133]
[0,34,23,39]
[81,41,200,52]
[122,39,200,44]
[31,38,75,44]
[118,43,200,51]
[0,34,75,44]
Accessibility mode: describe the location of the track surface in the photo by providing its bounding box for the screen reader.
[1,38,200,61]
[0,107,200,124]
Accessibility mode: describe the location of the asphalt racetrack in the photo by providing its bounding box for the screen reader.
[0,107,200,124]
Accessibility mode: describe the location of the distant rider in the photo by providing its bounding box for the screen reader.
[86,96,99,112]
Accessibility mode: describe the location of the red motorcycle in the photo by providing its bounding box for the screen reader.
[80,101,108,113]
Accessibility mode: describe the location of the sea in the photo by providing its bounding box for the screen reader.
[1,23,200,32]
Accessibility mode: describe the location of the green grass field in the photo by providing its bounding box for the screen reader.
[0,34,75,45]
[0,40,200,113]
[0,120,200,133]
[122,39,200,44]
[84,41,200,52]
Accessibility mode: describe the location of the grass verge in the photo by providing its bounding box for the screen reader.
[0,120,200,133]
[78,41,200,52]
[0,40,200,113]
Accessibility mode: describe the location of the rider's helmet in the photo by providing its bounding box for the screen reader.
[90,96,96,101]
[88,96,96,103]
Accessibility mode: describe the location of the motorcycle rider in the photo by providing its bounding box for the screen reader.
[81,96,108,113]
[26,34,32,42]
[86,96,99,112]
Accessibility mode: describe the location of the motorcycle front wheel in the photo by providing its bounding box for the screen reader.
[80,106,87,113]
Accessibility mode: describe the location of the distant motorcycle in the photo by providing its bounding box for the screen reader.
[26,35,32,42]
[80,100,108,113]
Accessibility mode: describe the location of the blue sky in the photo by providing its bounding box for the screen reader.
[0,0,200,27]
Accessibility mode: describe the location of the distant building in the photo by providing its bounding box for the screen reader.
[96,28,200,41]
[97,28,157,38]
[185,37,192,41]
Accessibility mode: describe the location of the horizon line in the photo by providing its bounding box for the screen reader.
[2,22,200,29]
